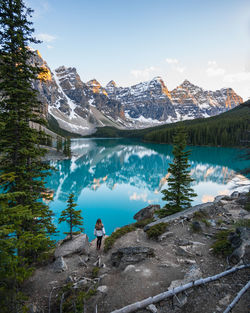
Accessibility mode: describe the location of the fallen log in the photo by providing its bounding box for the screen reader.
[110,264,250,313]
[222,280,250,313]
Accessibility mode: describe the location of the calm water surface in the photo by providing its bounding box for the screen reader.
[46,138,250,240]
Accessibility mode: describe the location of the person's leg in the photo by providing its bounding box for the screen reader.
[96,237,100,250]
[97,236,102,249]
[99,237,102,249]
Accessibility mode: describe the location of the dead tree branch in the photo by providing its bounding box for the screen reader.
[110,264,250,313]
[222,280,250,313]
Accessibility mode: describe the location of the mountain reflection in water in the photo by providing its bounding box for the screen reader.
[46,138,249,240]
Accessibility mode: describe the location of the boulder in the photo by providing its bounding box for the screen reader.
[53,256,68,273]
[134,204,160,222]
[54,233,89,258]
[97,285,108,293]
[230,191,240,199]
[111,246,155,269]
[191,221,202,232]
[229,227,250,265]
[146,304,158,313]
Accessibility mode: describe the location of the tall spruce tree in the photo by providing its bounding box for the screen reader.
[59,193,84,240]
[161,128,197,215]
[0,0,56,311]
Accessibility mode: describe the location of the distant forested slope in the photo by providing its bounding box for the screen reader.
[91,100,250,147]
[144,100,250,146]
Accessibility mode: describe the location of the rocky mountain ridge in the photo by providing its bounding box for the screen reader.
[32,50,243,135]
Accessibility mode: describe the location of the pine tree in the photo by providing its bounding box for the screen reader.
[63,137,71,157]
[59,193,84,240]
[161,128,197,215]
[0,0,56,310]
[57,135,63,152]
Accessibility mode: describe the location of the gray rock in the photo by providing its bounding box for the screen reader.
[54,233,89,258]
[191,221,202,232]
[111,246,155,269]
[208,219,216,227]
[146,304,158,313]
[134,204,160,222]
[73,279,88,289]
[177,239,191,246]
[229,227,250,264]
[236,193,249,205]
[97,285,108,293]
[65,275,73,283]
[159,231,174,241]
[53,256,67,273]
[172,292,187,308]
[231,191,240,199]
[175,246,192,257]
[27,303,38,313]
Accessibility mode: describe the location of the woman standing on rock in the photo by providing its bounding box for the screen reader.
[94,218,105,250]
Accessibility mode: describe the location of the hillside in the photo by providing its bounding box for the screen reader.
[90,100,250,147]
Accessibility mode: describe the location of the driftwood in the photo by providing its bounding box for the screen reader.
[110,264,250,313]
[222,280,250,313]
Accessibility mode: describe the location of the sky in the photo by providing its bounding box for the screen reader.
[27,0,250,100]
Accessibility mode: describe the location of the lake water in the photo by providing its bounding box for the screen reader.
[46,138,250,241]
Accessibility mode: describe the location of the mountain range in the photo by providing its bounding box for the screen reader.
[31,50,243,136]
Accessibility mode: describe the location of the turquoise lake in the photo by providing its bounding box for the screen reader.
[46,138,250,241]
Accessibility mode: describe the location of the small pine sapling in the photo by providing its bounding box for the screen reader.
[59,193,84,240]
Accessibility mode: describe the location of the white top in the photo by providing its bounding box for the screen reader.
[94,226,105,237]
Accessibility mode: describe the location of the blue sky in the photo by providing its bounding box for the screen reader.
[28,0,250,100]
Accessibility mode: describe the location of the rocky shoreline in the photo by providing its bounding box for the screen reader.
[23,190,250,313]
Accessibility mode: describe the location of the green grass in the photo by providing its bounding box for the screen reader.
[134,218,154,228]
[155,207,182,218]
[92,267,100,278]
[146,223,168,239]
[202,218,211,227]
[234,219,250,228]
[104,224,136,252]
[211,230,234,257]
[193,210,208,220]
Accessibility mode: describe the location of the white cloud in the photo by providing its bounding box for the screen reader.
[47,45,54,49]
[165,58,186,73]
[129,192,148,202]
[202,195,214,203]
[166,58,178,64]
[223,71,250,83]
[37,33,56,43]
[206,61,225,77]
[176,66,185,73]
[131,66,158,80]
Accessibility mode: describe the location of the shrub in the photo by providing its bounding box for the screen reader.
[92,267,99,278]
[202,218,211,227]
[193,210,208,219]
[155,207,181,218]
[190,221,202,232]
[234,219,250,228]
[146,223,168,239]
[211,230,234,257]
[134,218,154,228]
[104,225,136,252]
[217,219,224,226]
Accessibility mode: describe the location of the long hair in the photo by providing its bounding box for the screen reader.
[95,218,103,230]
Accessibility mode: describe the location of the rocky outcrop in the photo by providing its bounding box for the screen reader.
[133,204,160,222]
[54,233,89,258]
[53,256,68,273]
[111,246,155,269]
[229,227,250,265]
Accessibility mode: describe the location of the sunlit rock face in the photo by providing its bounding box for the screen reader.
[170,80,243,120]
[31,51,242,135]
